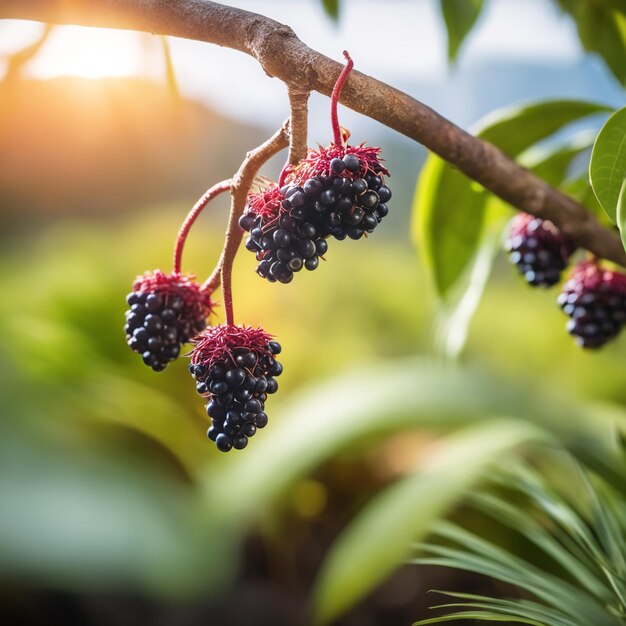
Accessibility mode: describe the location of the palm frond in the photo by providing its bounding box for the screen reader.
[413,461,626,625]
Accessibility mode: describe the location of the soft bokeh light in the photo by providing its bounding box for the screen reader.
[30,26,146,79]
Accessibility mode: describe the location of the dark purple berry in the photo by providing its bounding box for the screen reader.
[190,330,283,452]
[506,213,574,287]
[558,261,626,349]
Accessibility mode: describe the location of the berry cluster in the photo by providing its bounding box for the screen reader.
[189,325,283,452]
[241,145,391,283]
[288,145,392,242]
[124,271,213,371]
[240,185,328,283]
[557,261,626,349]
[505,213,574,287]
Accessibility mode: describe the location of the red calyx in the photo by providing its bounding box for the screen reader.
[190,324,275,369]
[565,260,626,294]
[245,184,284,221]
[288,143,389,185]
[133,269,215,317]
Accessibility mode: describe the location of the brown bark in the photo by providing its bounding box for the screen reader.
[2,0,623,264]
[203,121,290,312]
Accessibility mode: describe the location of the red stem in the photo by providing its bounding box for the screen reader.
[173,179,231,275]
[278,162,290,187]
[330,50,353,146]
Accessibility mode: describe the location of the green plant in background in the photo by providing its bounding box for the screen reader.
[414,460,626,625]
[413,99,612,357]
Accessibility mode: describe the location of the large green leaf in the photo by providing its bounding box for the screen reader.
[440,0,484,61]
[414,156,487,298]
[590,107,626,222]
[617,178,626,252]
[313,421,547,624]
[557,0,626,86]
[474,101,611,156]
[413,100,610,299]
[435,197,510,359]
[435,129,597,358]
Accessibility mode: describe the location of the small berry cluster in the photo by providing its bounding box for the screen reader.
[557,261,626,349]
[505,213,574,287]
[124,271,213,371]
[240,184,328,283]
[241,57,391,284]
[189,325,282,452]
[505,213,626,349]
[240,149,391,284]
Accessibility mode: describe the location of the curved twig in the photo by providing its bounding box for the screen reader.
[287,86,309,165]
[202,121,290,321]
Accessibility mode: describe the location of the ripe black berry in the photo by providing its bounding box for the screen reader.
[283,143,392,242]
[189,325,283,452]
[557,261,626,349]
[124,270,214,371]
[240,184,329,283]
[505,213,574,287]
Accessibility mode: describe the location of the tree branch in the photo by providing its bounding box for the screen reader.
[210,121,290,323]
[287,86,309,165]
[2,0,624,265]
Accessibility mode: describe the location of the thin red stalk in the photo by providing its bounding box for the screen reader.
[278,162,290,187]
[330,50,353,146]
[173,179,231,274]
[213,122,290,325]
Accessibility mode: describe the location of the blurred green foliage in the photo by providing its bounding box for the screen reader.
[1,200,626,610]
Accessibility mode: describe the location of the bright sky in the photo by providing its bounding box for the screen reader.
[0,0,589,131]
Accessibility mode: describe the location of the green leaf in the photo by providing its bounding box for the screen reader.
[435,197,510,358]
[617,178,626,251]
[419,530,618,625]
[517,129,596,185]
[475,101,611,157]
[413,100,610,299]
[313,421,547,624]
[435,129,596,358]
[416,611,546,625]
[413,465,626,626]
[590,107,626,222]
[468,492,611,602]
[440,0,484,61]
[320,0,340,21]
[414,155,487,297]
[557,0,626,85]
[424,591,582,626]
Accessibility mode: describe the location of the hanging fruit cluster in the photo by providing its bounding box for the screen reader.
[124,52,392,451]
[240,52,391,284]
[505,212,626,348]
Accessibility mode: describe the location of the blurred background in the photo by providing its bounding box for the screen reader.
[1,1,625,624]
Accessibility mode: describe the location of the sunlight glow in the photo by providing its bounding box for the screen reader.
[29,26,146,80]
